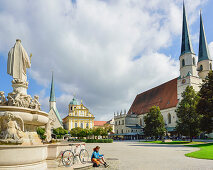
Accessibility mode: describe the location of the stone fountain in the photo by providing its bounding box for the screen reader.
[0,39,50,169]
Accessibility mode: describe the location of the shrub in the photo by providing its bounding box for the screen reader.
[37,127,46,140]
[68,139,113,143]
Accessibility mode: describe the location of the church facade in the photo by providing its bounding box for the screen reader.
[63,98,95,130]
[48,74,63,129]
[115,4,212,138]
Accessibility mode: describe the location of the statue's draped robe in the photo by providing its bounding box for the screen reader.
[7,41,31,81]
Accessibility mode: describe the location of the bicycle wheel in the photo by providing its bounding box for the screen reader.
[79,149,89,164]
[62,150,74,167]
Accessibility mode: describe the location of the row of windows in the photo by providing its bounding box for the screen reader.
[182,58,212,71]
[116,129,141,134]
[115,113,173,129]
[70,105,84,110]
[115,120,124,125]
[181,58,195,67]
[70,112,90,116]
[199,63,212,71]
[74,122,90,128]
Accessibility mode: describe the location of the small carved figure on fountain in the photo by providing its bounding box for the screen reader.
[0,112,24,144]
[0,91,7,105]
[22,95,32,108]
[14,92,24,107]
[7,93,15,106]
[30,95,41,110]
[44,118,55,143]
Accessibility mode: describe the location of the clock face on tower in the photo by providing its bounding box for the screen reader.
[182,79,186,84]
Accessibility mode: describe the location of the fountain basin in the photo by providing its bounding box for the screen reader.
[0,145,47,168]
[0,106,48,128]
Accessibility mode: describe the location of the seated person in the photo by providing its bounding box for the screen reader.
[91,146,109,168]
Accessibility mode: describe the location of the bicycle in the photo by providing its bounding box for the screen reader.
[61,143,89,167]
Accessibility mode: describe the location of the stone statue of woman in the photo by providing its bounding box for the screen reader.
[7,39,31,82]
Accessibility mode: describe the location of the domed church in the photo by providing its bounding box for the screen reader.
[63,97,95,130]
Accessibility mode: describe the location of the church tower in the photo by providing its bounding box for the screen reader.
[179,2,197,78]
[177,3,202,100]
[197,12,212,79]
[49,72,56,111]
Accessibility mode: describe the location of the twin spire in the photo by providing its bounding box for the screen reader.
[181,2,210,62]
[198,12,211,62]
[49,72,56,102]
[181,2,194,55]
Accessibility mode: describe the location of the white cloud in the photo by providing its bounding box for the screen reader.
[208,42,213,59]
[0,0,206,120]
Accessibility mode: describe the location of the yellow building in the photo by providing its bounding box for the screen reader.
[63,97,95,130]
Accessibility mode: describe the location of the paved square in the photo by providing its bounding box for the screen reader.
[86,142,213,170]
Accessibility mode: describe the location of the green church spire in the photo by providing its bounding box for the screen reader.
[49,72,56,102]
[181,2,194,55]
[198,11,211,62]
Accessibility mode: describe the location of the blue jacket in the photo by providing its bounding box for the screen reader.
[91,151,103,160]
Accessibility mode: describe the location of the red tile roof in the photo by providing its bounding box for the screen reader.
[128,78,178,115]
[94,121,107,126]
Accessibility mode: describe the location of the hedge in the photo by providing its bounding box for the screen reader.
[68,139,113,143]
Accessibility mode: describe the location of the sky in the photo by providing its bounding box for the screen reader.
[0,0,213,121]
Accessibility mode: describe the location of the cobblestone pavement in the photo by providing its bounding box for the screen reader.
[86,141,213,170]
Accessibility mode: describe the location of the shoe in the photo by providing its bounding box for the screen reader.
[104,163,109,168]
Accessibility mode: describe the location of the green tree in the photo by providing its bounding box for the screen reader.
[144,106,165,140]
[197,71,213,134]
[92,128,102,139]
[37,127,46,140]
[100,128,108,138]
[176,86,201,142]
[53,127,68,139]
[70,127,82,138]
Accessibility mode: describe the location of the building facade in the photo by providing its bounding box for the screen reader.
[114,4,213,138]
[63,98,95,130]
[113,111,143,140]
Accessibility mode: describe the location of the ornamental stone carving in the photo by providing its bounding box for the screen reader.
[0,112,25,144]
[30,95,41,110]
[44,118,55,143]
[0,91,7,105]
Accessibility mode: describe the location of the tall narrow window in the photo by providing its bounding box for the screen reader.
[182,59,185,67]
[86,123,89,128]
[210,63,212,70]
[81,122,83,128]
[200,65,203,71]
[193,57,195,65]
[168,113,171,124]
[75,122,78,128]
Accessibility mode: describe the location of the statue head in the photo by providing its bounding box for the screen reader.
[16,39,21,43]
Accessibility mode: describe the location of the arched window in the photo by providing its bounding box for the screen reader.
[86,123,89,128]
[210,63,212,70]
[193,57,195,65]
[168,113,171,124]
[80,122,83,128]
[200,65,203,71]
[182,59,185,67]
[75,122,78,128]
